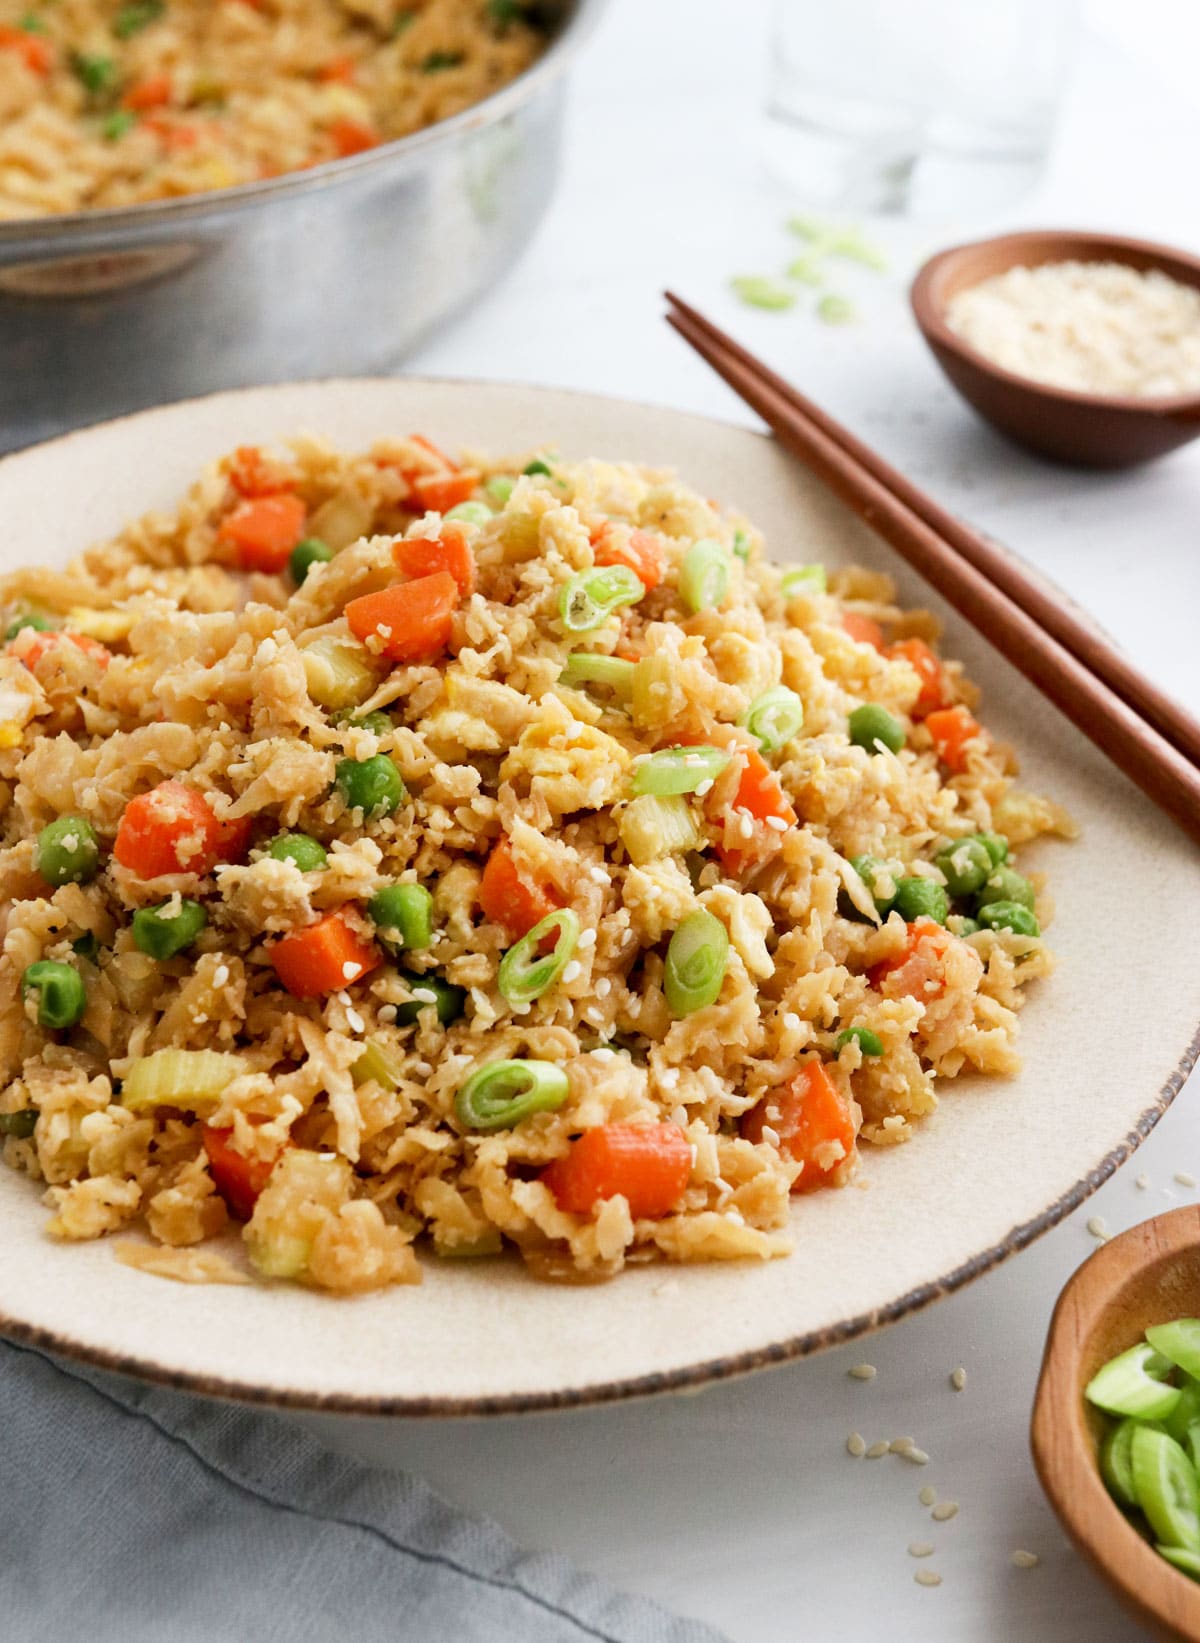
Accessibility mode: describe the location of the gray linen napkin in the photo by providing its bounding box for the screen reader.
[0,1337,727,1643]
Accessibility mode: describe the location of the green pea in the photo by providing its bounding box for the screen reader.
[836,1026,883,1056]
[335,754,407,818]
[394,972,465,1027]
[947,915,980,938]
[369,883,433,953]
[101,109,136,141]
[289,537,333,584]
[336,709,393,736]
[976,865,1035,912]
[934,836,992,900]
[22,961,86,1029]
[522,458,553,477]
[977,831,1009,867]
[131,898,207,960]
[848,703,905,755]
[0,1109,37,1139]
[891,877,948,925]
[977,901,1040,937]
[71,52,117,95]
[4,610,51,641]
[267,833,328,872]
[36,816,101,887]
[485,475,515,505]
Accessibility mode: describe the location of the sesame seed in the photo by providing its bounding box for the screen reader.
[848,1363,877,1381]
[914,1570,942,1588]
[694,779,714,797]
[919,1486,937,1507]
[765,815,788,832]
[378,1004,397,1024]
[930,1502,958,1522]
[737,813,754,840]
[211,965,230,989]
[512,1001,531,1016]
[585,1006,605,1023]
[782,1011,801,1032]
[1086,1215,1107,1241]
[577,929,597,949]
[1011,1550,1039,1570]
[412,988,437,1004]
[846,1433,866,1457]
[561,961,583,984]
[908,1542,935,1559]
[889,1436,916,1452]
[950,1366,967,1392]
[901,1447,930,1466]
[761,1124,780,1146]
[594,977,611,997]
[1136,1173,1150,1190]
[865,1441,889,1459]
[345,1007,365,1033]
[1176,1171,1197,1188]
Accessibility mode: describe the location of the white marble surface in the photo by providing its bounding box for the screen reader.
[303,2,1200,1637]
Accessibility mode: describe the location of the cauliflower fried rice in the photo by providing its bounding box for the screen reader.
[0,434,1073,1293]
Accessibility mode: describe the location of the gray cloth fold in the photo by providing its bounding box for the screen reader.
[0,1338,726,1643]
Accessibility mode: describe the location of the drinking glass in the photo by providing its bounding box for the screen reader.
[763,0,1080,216]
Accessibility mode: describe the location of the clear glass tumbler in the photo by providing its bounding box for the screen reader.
[762,0,1079,216]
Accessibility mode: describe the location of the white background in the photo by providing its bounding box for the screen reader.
[305,2,1200,1637]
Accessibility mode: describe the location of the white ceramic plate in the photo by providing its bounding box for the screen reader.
[1,378,1196,1414]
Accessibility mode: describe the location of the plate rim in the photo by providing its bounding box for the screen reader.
[2,374,1196,1416]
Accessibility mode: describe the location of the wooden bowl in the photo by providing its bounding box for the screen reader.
[1031,1206,1200,1640]
[911,230,1200,468]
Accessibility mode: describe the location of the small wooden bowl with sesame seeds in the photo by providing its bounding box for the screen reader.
[1031,1205,1200,1641]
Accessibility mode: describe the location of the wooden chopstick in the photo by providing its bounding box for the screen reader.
[666,289,1200,774]
[664,300,1200,848]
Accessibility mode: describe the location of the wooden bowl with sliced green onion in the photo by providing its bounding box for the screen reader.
[1032,1206,1200,1641]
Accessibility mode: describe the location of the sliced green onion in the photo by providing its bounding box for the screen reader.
[114,0,164,37]
[629,745,729,797]
[836,1026,883,1056]
[71,52,117,94]
[817,293,856,325]
[679,538,729,614]
[664,909,728,1017]
[740,687,804,755]
[1100,1418,1142,1509]
[498,908,580,1005]
[22,961,86,1029]
[1131,1426,1200,1552]
[781,564,827,597]
[730,275,796,311]
[559,565,645,632]
[369,883,434,953]
[485,475,515,505]
[731,529,751,563]
[350,1038,405,1091]
[1086,1343,1181,1421]
[455,1058,569,1132]
[444,501,492,525]
[1147,1321,1200,1382]
[559,653,635,699]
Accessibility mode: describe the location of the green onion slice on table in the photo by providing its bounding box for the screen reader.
[664,909,728,1017]
[455,1059,570,1132]
[559,566,645,632]
[740,687,804,755]
[498,909,580,1006]
[679,539,729,614]
[629,746,730,797]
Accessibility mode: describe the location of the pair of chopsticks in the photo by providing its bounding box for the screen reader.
[664,291,1200,849]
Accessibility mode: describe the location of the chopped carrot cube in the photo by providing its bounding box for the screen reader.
[841,611,885,650]
[393,527,476,598]
[925,704,983,773]
[329,117,378,157]
[0,25,51,74]
[411,470,480,514]
[592,525,666,591]
[868,919,955,998]
[478,837,561,937]
[741,1062,856,1193]
[270,912,380,997]
[202,1125,281,1221]
[122,73,173,111]
[217,494,307,573]
[344,571,459,664]
[541,1124,692,1219]
[887,637,947,718]
[114,781,241,879]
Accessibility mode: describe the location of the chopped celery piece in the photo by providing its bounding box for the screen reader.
[122,1049,246,1111]
[619,794,701,866]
